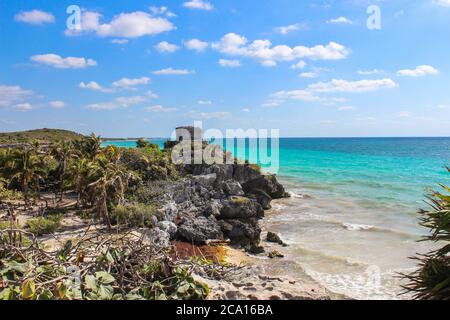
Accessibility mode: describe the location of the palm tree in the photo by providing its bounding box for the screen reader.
[68,157,95,206]
[7,148,46,205]
[51,141,74,200]
[83,134,102,161]
[403,168,450,300]
[88,146,126,228]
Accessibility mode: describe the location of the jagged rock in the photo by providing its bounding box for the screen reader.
[222,180,245,196]
[232,164,262,185]
[253,189,272,210]
[157,221,178,239]
[192,173,217,188]
[160,202,178,222]
[220,219,261,248]
[266,232,286,246]
[220,196,264,220]
[249,245,265,254]
[242,174,288,199]
[142,227,170,249]
[205,200,222,217]
[177,216,223,244]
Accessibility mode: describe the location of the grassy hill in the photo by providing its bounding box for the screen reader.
[0,128,85,145]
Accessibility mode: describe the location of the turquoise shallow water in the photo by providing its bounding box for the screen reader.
[104,137,450,299]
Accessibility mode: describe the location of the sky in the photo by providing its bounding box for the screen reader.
[1,0,450,138]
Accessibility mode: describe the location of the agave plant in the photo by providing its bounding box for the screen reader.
[403,168,450,300]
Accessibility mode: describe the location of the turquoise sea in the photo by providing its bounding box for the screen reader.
[103,137,450,299]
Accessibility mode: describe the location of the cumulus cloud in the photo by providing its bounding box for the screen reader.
[0,85,33,108]
[307,78,398,93]
[86,91,157,110]
[145,105,177,112]
[396,111,412,118]
[31,54,97,69]
[338,106,356,111]
[218,59,241,68]
[242,108,251,112]
[184,39,209,52]
[299,72,319,78]
[271,90,320,102]
[212,33,350,67]
[49,101,65,109]
[15,10,55,25]
[79,81,112,92]
[327,17,353,24]
[149,6,176,17]
[291,60,307,69]
[198,100,212,105]
[275,23,305,35]
[183,0,214,10]
[397,65,439,77]
[66,11,175,38]
[112,77,150,88]
[155,41,179,53]
[152,68,195,75]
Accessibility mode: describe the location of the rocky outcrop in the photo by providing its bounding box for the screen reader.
[152,160,288,252]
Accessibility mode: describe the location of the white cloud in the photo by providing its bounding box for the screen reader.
[261,100,285,107]
[111,39,129,45]
[218,59,241,68]
[79,81,112,93]
[149,6,176,17]
[242,108,250,112]
[275,23,305,35]
[155,41,179,53]
[198,100,212,105]
[299,72,319,78]
[49,101,65,109]
[66,11,175,38]
[0,85,32,108]
[212,33,350,67]
[437,104,450,109]
[183,0,214,10]
[435,0,450,7]
[15,10,55,25]
[271,90,320,102]
[291,60,307,69]
[152,67,195,75]
[13,103,33,112]
[86,91,157,110]
[31,54,97,69]
[112,77,150,88]
[338,106,356,111]
[327,17,353,24]
[358,69,383,75]
[145,105,177,113]
[188,111,230,119]
[307,78,398,93]
[396,111,411,118]
[397,65,439,77]
[184,39,209,52]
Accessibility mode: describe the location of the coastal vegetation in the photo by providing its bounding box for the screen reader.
[0,129,85,145]
[404,168,450,300]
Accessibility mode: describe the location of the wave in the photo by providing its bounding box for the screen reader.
[342,223,374,231]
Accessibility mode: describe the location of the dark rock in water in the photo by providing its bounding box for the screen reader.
[268,250,284,259]
[266,231,284,245]
[220,218,261,248]
[253,189,272,210]
[177,216,223,244]
[221,180,245,196]
[242,174,289,199]
[220,196,264,220]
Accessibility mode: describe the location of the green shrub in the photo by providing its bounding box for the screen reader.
[110,203,158,228]
[403,168,450,300]
[26,215,62,236]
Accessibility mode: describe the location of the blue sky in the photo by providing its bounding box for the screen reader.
[1,0,450,137]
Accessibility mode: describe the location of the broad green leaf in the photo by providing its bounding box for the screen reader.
[84,274,97,290]
[98,284,113,300]
[95,271,115,285]
[21,279,36,299]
